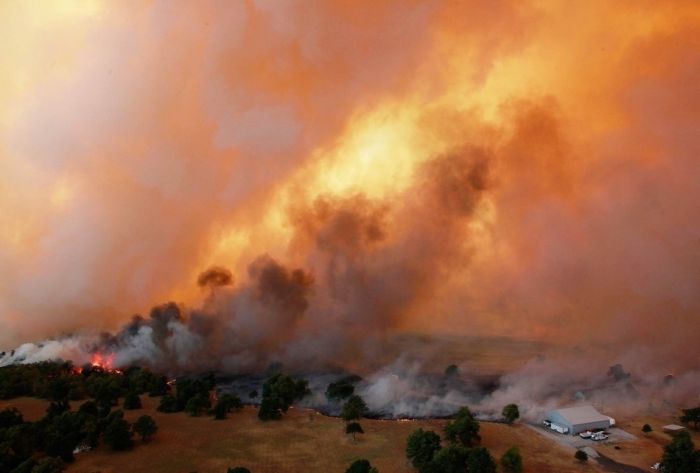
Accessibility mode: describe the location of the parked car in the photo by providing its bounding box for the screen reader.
[542,420,551,427]
[579,431,592,439]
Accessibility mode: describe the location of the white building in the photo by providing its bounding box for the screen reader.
[545,405,614,435]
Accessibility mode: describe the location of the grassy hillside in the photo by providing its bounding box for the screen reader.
[2,396,603,473]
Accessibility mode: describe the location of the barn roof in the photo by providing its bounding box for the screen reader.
[549,405,610,425]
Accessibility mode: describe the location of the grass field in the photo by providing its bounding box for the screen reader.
[594,415,700,471]
[2,396,605,473]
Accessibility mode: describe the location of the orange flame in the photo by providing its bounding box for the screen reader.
[88,353,122,374]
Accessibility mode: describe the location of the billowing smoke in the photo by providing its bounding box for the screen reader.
[1,2,699,416]
[196,266,233,289]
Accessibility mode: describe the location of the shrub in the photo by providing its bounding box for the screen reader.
[133,415,157,442]
[502,404,520,424]
[341,395,368,422]
[444,407,480,447]
[406,428,441,471]
[123,392,142,410]
[500,446,523,473]
[345,459,378,473]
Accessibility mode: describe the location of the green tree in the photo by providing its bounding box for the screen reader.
[502,404,520,424]
[185,394,209,416]
[467,447,496,473]
[444,407,480,447]
[575,450,588,462]
[661,430,698,473]
[27,456,66,473]
[345,459,378,473]
[41,410,87,462]
[147,376,169,397]
[642,423,653,434]
[46,401,70,418]
[429,444,469,473]
[213,400,228,420]
[346,422,364,441]
[157,394,177,413]
[227,468,251,473]
[46,377,71,402]
[0,407,23,428]
[406,428,441,471]
[341,395,368,422]
[219,393,243,411]
[444,365,459,377]
[257,374,309,421]
[500,446,523,473]
[133,415,157,442]
[103,416,133,450]
[326,376,361,401]
[77,400,98,417]
[681,407,700,430]
[123,392,142,410]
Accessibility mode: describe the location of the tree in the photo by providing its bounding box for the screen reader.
[681,407,700,430]
[257,374,309,421]
[26,457,66,473]
[211,393,243,420]
[157,394,177,413]
[77,400,98,417]
[41,410,88,462]
[430,444,470,473]
[185,394,209,416]
[467,447,496,473]
[444,407,480,447]
[46,377,72,402]
[133,415,157,442]
[444,365,459,377]
[103,416,133,450]
[346,422,364,441]
[341,395,368,422]
[213,400,228,420]
[219,393,243,411]
[642,423,653,434]
[326,376,361,401]
[661,430,698,473]
[406,428,441,471]
[46,401,70,418]
[575,450,588,462]
[147,376,169,397]
[123,392,142,410]
[502,404,520,424]
[227,468,251,473]
[345,459,378,473]
[0,407,23,428]
[500,446,523,473]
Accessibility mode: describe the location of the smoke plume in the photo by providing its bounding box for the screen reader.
[0,1,699,413]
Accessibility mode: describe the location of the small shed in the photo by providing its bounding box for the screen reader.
[545,405,613,435]
[663,424,687,434]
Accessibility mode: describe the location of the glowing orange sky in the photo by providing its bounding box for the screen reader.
[0,1,698,362]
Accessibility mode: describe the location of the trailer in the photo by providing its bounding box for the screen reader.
[549,422,570,434]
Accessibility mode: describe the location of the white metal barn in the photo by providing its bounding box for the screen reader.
[545,406,614,435]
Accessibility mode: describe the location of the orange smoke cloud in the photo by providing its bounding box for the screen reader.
[0,1,698,369]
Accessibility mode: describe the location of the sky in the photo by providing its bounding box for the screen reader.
[0,1,698,370]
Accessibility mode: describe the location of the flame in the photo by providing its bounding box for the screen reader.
[88,353,122,374]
